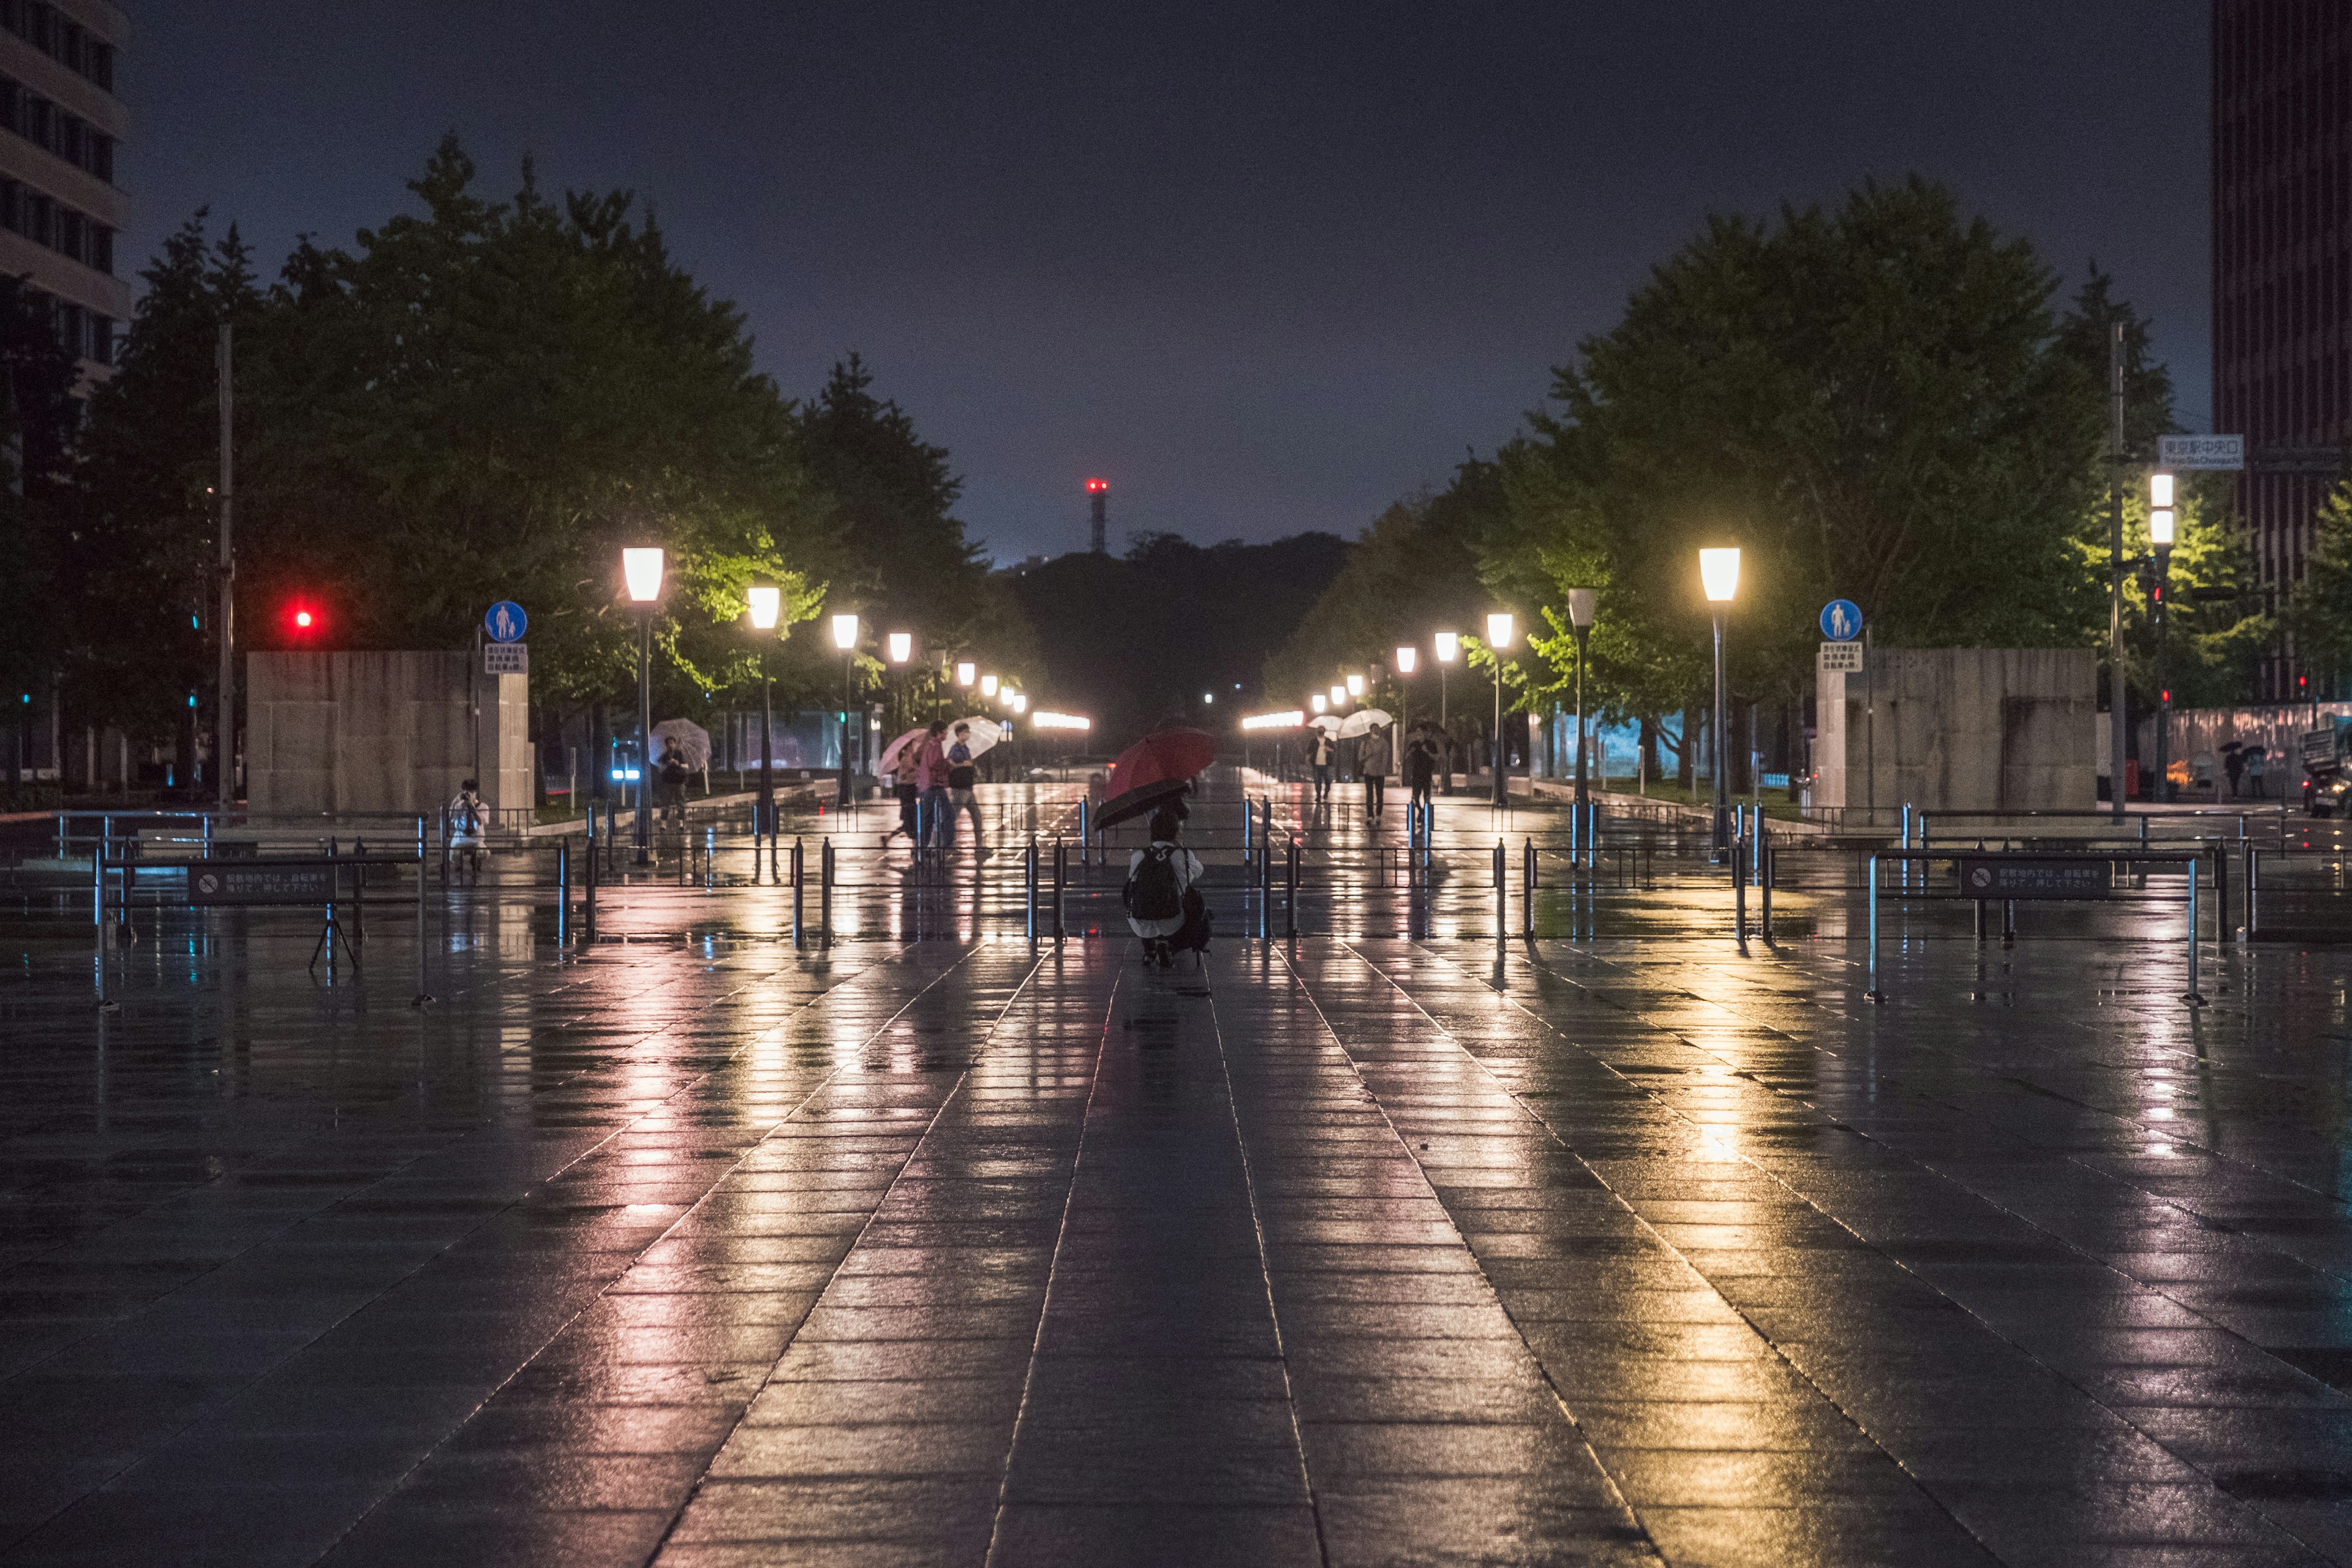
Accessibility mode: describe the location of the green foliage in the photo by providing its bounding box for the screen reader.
[2089,478,2270,710]
[2293,483,2352,681]
[1502,177,2107,712]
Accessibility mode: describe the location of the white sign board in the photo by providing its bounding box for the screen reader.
[484,643,528,676]
[2157,434,2244,471]
[1818,641,1863,674]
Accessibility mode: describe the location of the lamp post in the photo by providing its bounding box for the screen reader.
[1486,613,1514,807]
[623,546,665,864]
[1566,589,1596,815]
[2150,473,2176,804]
[1434,631,1459,794]
[1700,548,1741,858]
[886,631,912,733]
[832,613,859,809]
[747,584,781,837]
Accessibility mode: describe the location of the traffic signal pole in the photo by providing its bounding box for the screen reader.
[216,323,234,810]
[2108,320,2128,818]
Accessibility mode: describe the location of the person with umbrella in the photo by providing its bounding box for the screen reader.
[657,739,692,824]
[1310,724,1336,804]
[913,720,950,849]
[1404,728,1437,820]
[1359,720,1393,821]
[939,721,988,859]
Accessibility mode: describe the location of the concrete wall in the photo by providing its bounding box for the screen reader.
[1814,648,2097,813]
[247,652,530,818]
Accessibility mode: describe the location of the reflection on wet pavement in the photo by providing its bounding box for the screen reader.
[4,781,2352,1564]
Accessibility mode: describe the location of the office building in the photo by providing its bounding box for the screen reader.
[0,0,125,376]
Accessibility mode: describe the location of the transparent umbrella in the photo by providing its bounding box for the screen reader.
[649,718,711,771]
[1338,707,1392,739]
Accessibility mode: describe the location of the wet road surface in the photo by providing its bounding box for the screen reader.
[6,783,2352,1564]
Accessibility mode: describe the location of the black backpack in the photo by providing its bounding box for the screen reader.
[1124,845,1185,921]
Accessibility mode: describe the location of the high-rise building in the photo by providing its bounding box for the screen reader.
[2212,1,2352,699]
[0,0,125,377]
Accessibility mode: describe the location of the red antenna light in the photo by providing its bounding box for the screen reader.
[1085,478,1107,493]
[294,610,313,628]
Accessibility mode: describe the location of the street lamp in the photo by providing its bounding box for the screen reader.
[1486,612,1514,806]
[1434,631,1459,793]
[2150,476,2177,802]
[956,661,976,688]
[1566,589,1597,822]
[831,612,859,809]
[1700,548,1740,856]
[623,546,664,862]
[981,673,999,699]
[747,583,781,839]
[1346,672,1365,699]
[886,631,912,735]
[1395,644,1416,733]
[1311,694,1327,714]
[1330,683,1347,710]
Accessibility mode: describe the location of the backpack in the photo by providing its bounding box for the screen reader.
[1124,845,1185,921]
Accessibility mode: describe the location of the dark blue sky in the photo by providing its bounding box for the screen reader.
[129,1,2210,562]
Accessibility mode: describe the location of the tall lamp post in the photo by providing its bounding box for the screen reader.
[2149,475,2176,804]
[747,584,781,837]
[832,613,859,810]
[1567,589,1597,816]
[1434,631,1460,793]
[1486,613,1514,807]
[1394,645,1417,736]
[1700,548,1740,858]
[623,547,665,864]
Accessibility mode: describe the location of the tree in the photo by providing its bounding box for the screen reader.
[2292,483,2352,685]
[1501,178,2108,720]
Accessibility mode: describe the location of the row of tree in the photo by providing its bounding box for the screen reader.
[1270,178,2282,776]
[4,137,1039,781]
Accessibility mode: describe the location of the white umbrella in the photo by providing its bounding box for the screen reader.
[1338,707,1392,739]
[951,717,1005,757]
[650,718,710,770]
[1308,714,1343,734]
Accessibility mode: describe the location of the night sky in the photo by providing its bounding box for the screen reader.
[131,1,2210,563]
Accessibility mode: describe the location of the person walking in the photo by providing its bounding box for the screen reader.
[657,741,691,825]
[2224,744,2247,801]
[1311,727,1336,804]
[913,720,950,850]
[940,722,987,859]
[881,764,921,850]
[2247,745,2269,798]
[1123,805,1208,968]
[1359,722,1393,820]
[1404,733,1436,821]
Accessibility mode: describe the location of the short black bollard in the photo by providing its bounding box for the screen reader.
[1757,832,1773,944]
[2244,843,2260,937]
[1491,838,1505,942]
[556,840,569,947]
[2211,839,2230,943]
[1025,838,1039,943]
[1732,829,1748,955]
[791,837,805,948]
[1523,837,1536,939]
[1286,835,1300,940]
[1053,838,1068,940]
[819,836,835,947]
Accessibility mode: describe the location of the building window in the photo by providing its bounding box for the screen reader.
[0,4,112,92]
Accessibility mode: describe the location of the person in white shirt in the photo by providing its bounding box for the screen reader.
[1123,805,1207,967]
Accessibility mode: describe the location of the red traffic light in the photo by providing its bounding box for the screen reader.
[284,600,323,637]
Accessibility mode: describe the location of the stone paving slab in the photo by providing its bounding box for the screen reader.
[9,855,2352,1564]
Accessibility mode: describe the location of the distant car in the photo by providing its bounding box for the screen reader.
[2302,727,2351,816]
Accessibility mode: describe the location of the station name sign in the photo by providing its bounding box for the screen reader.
[2156,435,2244,471]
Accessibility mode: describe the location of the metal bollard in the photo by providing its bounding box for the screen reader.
[1492,838,1506,942]
[1259,827,1272,939]
[1523,837,1536,939]
[791,837,805,948]
[1243,795,1254,867]
[1053,838,1067,940]
[582,825,598,941]
[2244,843,2260,938]
[1733,829,1747,955]
[1025,838,1039,943]
[1079,801,1091,867]
[819,837,834,946]
[556,840,569,947]
[2212,839,2230,943]
[705,826,717,889]
[1864,853,1883,1003]
[2184,861,2206,1006]
[1286,835,1299,939]
[1758,831,1773,945]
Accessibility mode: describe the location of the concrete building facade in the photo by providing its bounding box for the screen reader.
[2213,1,2352,699]
[245,652,532,823]
[0,0,126,375]
[1812,649,2099,816]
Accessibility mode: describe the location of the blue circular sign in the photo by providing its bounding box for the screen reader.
[1819,599,1864,641]
[484,601,527,643]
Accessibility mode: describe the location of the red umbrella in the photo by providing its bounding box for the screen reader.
[1098,727,1218,829]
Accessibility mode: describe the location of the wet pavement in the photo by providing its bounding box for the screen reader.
[7,782,2352,1564]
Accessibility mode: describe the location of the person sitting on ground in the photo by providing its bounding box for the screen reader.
[1123,805,1208,968]
[447,778,488,881]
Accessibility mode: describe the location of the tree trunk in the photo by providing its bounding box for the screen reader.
[1676,705,1697,790]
